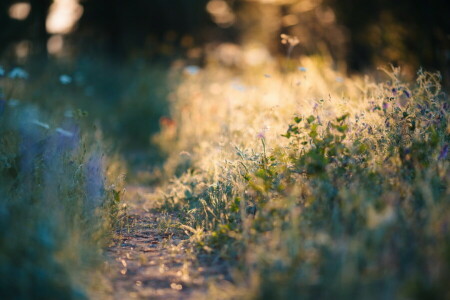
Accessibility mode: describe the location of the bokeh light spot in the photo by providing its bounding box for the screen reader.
[8,2,31,20]
[46,0,83,35]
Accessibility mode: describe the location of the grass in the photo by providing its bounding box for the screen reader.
[154,55,450,299]
[0,69,126,299]
[1,44,449,299]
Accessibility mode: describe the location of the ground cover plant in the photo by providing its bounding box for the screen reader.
[2,1,450,299]
[0,68,126,299]
[155,52,450,299]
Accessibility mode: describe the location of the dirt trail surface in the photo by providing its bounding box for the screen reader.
[103,186,229,300]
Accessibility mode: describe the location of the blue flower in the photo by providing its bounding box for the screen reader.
[59,74,72,85]
[184,65,200,75]
[439,144,448,160]
[231,82,246,92]
[298,67,307,72]
[8,67,29,79]
[0,66,5,77]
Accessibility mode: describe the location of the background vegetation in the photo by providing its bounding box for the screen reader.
[1,0,449,299]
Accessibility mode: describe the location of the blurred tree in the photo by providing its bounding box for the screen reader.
[29,0,52,57]
[76,0,210,58]
[327,0,450,79]
[0,0,51,59]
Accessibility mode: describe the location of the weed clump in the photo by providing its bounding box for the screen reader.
[156,60,450,299]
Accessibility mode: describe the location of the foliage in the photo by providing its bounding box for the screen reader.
[156,58,450,299]
[0,71,126,299]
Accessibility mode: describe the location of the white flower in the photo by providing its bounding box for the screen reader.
[31,119,50,129]
[56,127,74,137]
[231,82,246,92]
[59,74,72,85]
[8,67,28,79]
[8,99,20,107]
[64,110,74,118]
[184,65,200,75]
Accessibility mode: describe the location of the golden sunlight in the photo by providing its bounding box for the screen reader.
[46,0,83,35]
[206,0,235,28]
[47,35,64,55]
[8,2,31,20]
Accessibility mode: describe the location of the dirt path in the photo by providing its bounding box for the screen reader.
[102,186,229,300]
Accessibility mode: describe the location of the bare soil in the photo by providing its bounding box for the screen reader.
[102,186,229,300]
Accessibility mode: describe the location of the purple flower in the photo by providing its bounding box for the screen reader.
[85,152,105,212]
[403,90,411,98]
[392,88,397,95]
[0,99,5,116]
[313,103,319,111]
[382,102,389,110]
[439,144,448,160]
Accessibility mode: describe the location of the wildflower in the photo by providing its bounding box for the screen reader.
[439,144,448,160]
[403,89,411,98]
[179,151,191,157]
[392,88,398,95]
[0,66,5,76]
[0,99,5,115]
[64,110,74,118]
[231,82,246,92]
[382,102,389,110]
[313,103,319,110]
[56,127,74,137]
[281,34,300,58]
[257,125,270,139]
[159,116,176,128]
[59,74,72,85]
[256,131,265,139]
[298,67,307,72]
[8,67,28,79]
[7,99,20,107]
[184,65,200,75]
[280,34,299,47]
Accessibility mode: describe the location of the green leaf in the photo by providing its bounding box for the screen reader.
[307,115,316,124]
[336,113,349,122]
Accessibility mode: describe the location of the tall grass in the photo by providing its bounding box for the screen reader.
[0,70,125,299]
[155,56,450,299]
